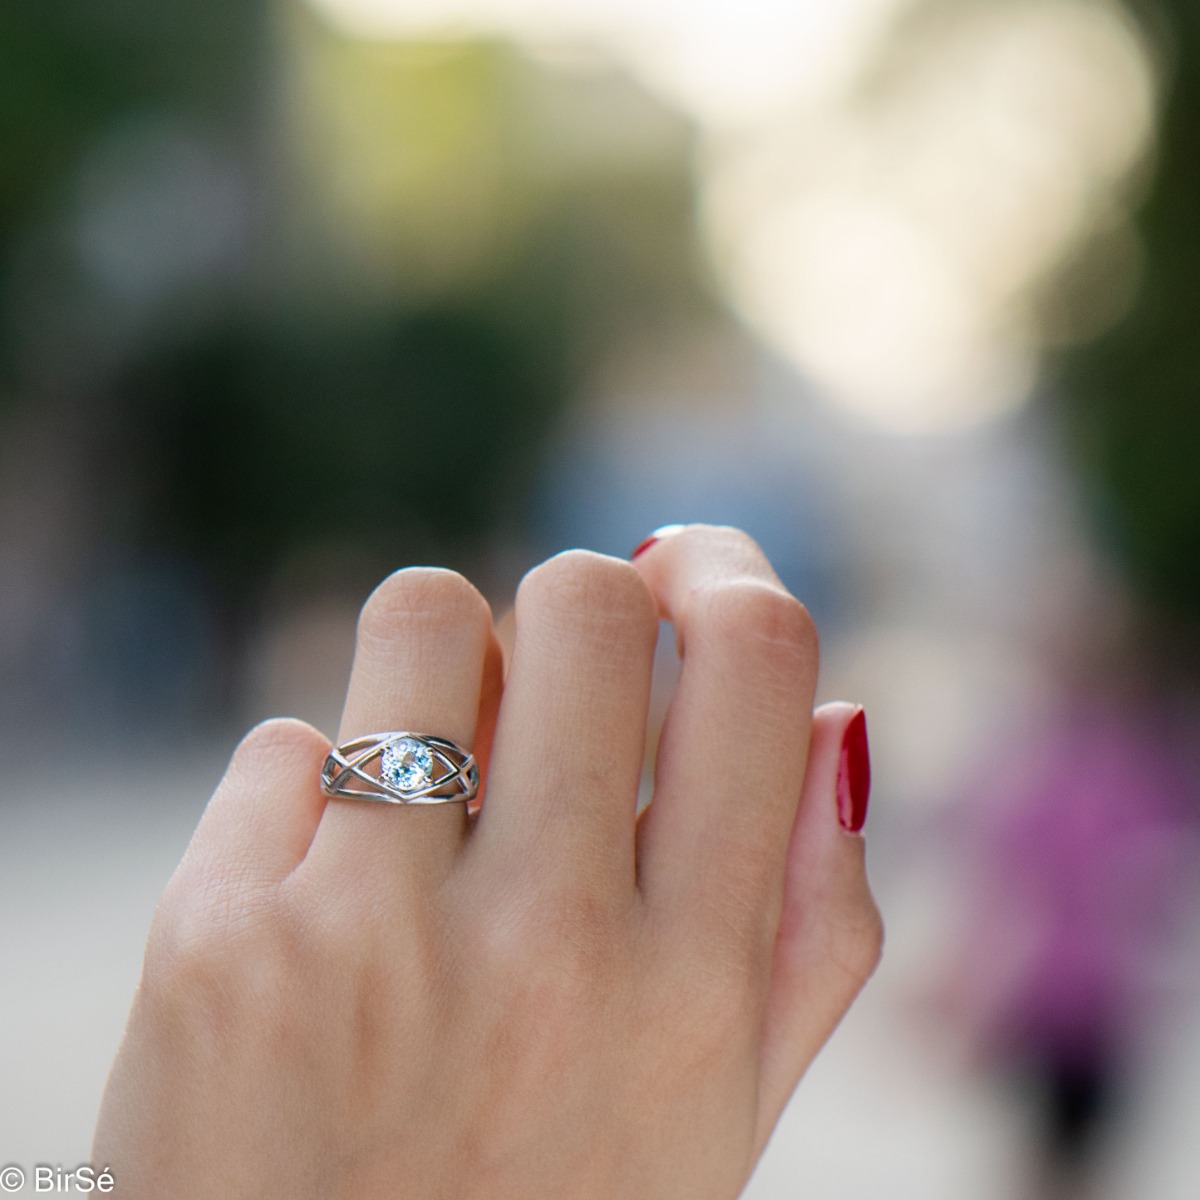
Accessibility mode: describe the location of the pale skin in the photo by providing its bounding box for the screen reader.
[93,524,883,1199]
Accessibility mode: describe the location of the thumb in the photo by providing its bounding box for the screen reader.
[753,702,883,1154]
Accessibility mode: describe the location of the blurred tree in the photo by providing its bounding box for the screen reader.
[1055,0,1200,620]
[0,6,708,600]
[0,0,260,258]
[113,27,707,596]
[120,298,567,585]
[0,5,712,730]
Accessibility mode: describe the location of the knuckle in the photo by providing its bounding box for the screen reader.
[820,892,885,989]
[661,958,756,1063]
[226,717,328,785]
[687,524,764,556]
[301,886,420,980]
[843,896,886,982]
[357,566,491,648]
[705,864,781,962]
[142,889,326,1059]
[688,578,818,666]
[471,891,621,1018]
[669,525,775,575]
[517,550,656,635]
[289,892,417,1032]
[142,884,348,1048]
[145,883,284,1003]
[690,978,754,1053]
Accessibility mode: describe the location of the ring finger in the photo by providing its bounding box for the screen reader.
[302,567,499,895]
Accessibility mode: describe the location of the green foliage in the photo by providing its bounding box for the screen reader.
[0,10,707,603]
[0,0,260,239]
[1054,0,1200,616]
[121,297,567,581]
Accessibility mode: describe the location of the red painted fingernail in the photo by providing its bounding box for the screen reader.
[630,524,686,559]
[837,707,871,833]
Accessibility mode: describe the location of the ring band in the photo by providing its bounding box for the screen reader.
[321,732,479,806]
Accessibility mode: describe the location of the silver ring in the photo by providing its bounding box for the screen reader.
[321,732,479,806]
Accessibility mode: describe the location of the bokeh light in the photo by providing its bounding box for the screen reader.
[704,0,1156,431]
[306,0,1157,433]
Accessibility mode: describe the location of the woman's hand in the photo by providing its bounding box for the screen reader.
[93,525,881,1199]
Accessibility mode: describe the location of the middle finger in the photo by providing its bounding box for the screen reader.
[468,550,658,902]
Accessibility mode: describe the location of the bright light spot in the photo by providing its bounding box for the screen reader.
[721,187,1034,432]
[705,0,1156,432]
[302,0,914,127]
[299,0,1158,434]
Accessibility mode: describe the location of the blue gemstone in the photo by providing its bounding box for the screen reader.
[381,737,434,792]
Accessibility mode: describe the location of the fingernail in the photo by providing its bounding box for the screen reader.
[837,707,871,833]
[630,524,686,559]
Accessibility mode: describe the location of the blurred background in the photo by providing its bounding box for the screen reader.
[2,0,1200,1195]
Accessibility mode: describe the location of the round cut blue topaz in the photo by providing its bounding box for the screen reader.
[381,737,434,793]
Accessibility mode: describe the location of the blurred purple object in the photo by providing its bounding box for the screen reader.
[960,700,1199,1070]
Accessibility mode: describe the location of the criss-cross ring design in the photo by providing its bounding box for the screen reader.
[321,732,479,806]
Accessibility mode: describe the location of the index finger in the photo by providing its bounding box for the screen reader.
[631,525,819,965]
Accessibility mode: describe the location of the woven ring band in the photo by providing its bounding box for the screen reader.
[320,732,479,806]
